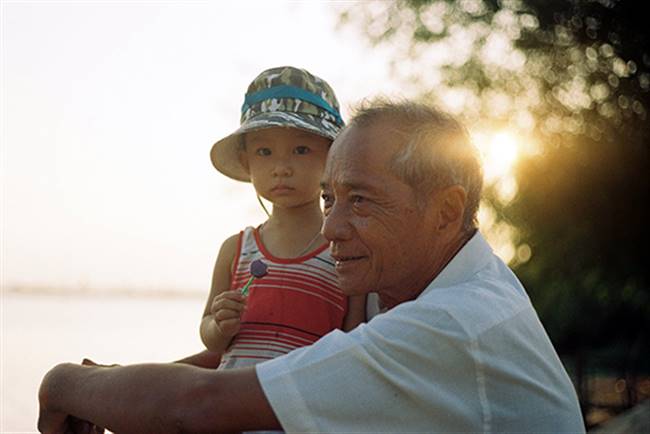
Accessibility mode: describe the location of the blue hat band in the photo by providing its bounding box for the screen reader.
[241,85,343,126]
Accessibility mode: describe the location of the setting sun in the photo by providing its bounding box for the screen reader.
[473,129,525,264]
[476,130,520,182]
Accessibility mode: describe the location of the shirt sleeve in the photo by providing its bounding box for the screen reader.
[255,301,482,433]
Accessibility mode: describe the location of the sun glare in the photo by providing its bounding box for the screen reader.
[480,131,520,182]
[473,129,527,264]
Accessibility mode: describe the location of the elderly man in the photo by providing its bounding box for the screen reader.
[38,100,585,433]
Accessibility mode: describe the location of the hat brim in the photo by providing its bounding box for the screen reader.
[210,111,341,182]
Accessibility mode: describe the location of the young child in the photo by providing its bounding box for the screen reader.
[202,66,367,370]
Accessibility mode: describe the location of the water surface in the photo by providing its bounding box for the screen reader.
[2,292,206,432]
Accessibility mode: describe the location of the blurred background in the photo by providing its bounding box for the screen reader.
[2,1,648,432]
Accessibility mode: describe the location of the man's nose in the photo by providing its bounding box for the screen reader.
[322,202,352,242]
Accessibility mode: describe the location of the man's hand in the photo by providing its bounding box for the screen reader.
[37,364,78,434]
[38,363,105,434]
[68,417,104,434]
[38,412,102,434]
[36,406,68,434]
[210,290,247,338]
[38,364,68,434]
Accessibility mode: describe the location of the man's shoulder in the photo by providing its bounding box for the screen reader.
[411,261,534,338]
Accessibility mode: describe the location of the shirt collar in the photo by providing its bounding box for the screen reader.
[420,231,493,296]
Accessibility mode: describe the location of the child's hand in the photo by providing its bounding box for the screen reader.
[210,290,247,338]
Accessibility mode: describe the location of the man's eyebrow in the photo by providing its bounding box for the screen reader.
[320,179,380,193]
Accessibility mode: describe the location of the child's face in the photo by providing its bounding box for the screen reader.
[241,127,330,209]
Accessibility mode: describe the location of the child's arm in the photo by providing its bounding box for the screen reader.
[342,294,368,331]
[199,233,243,354]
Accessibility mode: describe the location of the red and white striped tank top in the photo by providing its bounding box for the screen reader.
[217,226,347,370]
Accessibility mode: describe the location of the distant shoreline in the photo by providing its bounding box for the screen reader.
[2,285,204,299]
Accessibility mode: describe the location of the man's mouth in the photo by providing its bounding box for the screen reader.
[333,255,365,267]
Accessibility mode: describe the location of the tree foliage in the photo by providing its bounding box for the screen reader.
[339,0,649,357]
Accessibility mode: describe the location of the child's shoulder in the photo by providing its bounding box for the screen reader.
[217,231,243,258]
[218,226,258,257]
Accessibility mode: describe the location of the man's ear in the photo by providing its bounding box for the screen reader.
[435,185,467,233]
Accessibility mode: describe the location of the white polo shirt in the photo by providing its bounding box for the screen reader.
[256,233,585,433]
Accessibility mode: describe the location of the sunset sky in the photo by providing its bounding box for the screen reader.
[2,2,404,293]
[2,2,519,294]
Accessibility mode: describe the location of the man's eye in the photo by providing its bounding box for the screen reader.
[255,148,271,156]
[351,195,365,204]
[320,193,334,208]
[294,146,310,155]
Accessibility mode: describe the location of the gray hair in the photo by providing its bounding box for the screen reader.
[349,98,483,232]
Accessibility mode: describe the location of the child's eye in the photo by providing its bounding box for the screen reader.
[294,146,311,155]
[255,148,272,156]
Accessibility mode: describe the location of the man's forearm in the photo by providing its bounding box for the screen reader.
[38,362,279,433]
[39,363,189,433]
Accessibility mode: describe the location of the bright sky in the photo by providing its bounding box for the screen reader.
[1,1,403,293]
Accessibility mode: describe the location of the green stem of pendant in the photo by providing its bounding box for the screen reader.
[241,276,254,296]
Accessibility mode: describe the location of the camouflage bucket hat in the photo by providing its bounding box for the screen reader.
[210,66,345,182]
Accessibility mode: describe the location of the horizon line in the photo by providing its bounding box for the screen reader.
[2,285,205,299]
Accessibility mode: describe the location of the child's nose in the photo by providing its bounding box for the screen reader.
[272,163,293,177]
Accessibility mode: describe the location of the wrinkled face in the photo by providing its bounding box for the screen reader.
[321,121,441,308]
[242,127,330,209]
